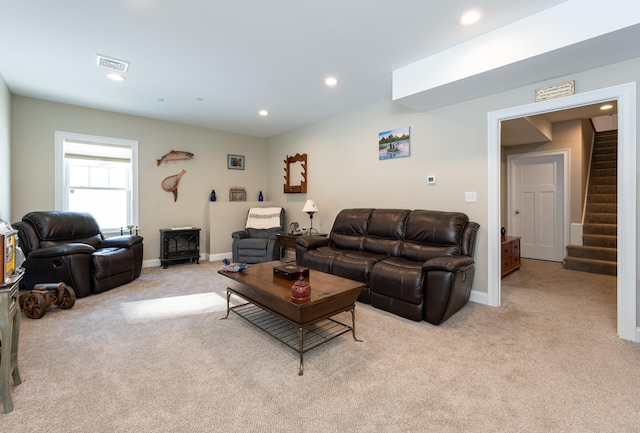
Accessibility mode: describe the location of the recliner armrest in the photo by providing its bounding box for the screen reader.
[231,230,249,240]
[422,255,474,272]
[100,235,143,249]
[296,235,331,250]
[28,242,96,258]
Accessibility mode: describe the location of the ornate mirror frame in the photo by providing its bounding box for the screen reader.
[283,153,307,193]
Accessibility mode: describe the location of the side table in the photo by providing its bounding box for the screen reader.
[501,236,521,277]
[0,272,23,414]
[276,232,327,259]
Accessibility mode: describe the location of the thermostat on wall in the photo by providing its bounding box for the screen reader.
[427,176,436,184]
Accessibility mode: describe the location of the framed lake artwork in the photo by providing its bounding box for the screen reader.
[378,126,410,160]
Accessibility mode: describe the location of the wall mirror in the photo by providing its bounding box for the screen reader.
[283,153,307,193]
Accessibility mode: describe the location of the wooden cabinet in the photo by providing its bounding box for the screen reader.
[501,236,521,277]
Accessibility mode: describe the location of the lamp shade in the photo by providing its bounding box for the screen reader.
[302,200,319,213]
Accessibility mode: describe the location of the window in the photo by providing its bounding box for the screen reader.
[55,132,138,233]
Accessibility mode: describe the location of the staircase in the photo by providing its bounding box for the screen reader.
[564,130,617,276]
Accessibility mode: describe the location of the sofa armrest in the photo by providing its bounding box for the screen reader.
[100,235,143,249]
[422,255,476,325]
[296,235,331,250]
[28,242,96,258]
[422,255,474,272]
[231,230,249,240]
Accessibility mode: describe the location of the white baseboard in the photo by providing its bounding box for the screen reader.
[570,223,583,245]
[209,252,230,262]
[143,259,161,268]
[469,289,488,305]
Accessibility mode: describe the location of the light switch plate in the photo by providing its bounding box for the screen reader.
[427,176,436,184]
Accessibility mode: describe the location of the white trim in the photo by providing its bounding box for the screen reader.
[54,131,139,227]
[488,82,637,342]
[507,149,569,262]
[469,290,488,305]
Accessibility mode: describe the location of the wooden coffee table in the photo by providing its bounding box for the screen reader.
[219,260,364,375]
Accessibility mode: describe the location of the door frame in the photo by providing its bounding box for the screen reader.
[507,150,568,262]
[487,82,637,342]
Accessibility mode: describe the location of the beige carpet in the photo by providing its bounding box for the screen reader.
[2,259,639,432]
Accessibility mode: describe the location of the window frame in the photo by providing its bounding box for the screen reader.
[54,131,139,235]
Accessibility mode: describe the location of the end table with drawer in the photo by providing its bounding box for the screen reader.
[501,235,521,277]
[276,232,326,259]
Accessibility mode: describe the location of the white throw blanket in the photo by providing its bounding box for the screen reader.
[246,207,282,229]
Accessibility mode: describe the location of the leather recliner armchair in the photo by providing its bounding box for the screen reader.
[232,207,285,264]
[13,211,143,297]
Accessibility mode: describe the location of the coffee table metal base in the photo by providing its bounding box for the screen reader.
[222,288,361,375]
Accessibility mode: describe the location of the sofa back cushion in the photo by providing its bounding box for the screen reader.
[330,208,373,251]
[362,209,409,256]
[400,210,469,261]
[22,211,103,249]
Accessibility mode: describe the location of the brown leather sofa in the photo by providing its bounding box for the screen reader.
[13,211,143,297]
[296,209,479,325]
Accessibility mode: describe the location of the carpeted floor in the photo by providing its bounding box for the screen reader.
[2,259,639,432]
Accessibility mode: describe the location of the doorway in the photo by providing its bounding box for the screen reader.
[487,82,637,341]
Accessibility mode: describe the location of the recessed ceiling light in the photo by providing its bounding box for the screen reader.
[324,76,338,87]
[600,104,614,110]
[460,9,482,26]
[259,110,269,116]
[106,72,125,81]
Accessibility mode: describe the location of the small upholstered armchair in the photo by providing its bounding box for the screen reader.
[231,207,285,263]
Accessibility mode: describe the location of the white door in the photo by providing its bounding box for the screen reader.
[508,152,565,262]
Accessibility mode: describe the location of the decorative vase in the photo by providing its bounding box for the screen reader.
[210,190,216,201]
[291,274,311,300]
[258,191,264,202]
[501,226,506,239]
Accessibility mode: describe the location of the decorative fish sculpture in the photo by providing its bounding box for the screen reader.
[161,169,186,202]
[157,150,194,166]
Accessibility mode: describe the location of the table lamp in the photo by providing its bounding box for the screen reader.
[301,200,319,234]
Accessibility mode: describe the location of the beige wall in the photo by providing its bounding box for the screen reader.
[266,98,490,294]
[10,96,268,261]
[0,74,10,221]
[266,56,640,323]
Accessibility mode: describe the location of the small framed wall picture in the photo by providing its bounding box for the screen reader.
[227,154,245,170]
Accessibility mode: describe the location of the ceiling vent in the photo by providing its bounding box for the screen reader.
[96,54,129,72]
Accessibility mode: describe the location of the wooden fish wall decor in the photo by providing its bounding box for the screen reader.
[157,149,194,166]
[161,169,186,202]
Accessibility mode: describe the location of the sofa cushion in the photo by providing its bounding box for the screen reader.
[362,209,409,256]
[246,227,279,239]
[330,208,373,250]
[41,235,103,249]
[92,247,134,279]
[400,210,468,261]
[369,257,425,305]
[332,250,387,284]
[91,247,135,294]
[297,246,344,273]
[23,211,102,247]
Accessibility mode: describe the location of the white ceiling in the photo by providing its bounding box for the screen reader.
[0,1,578,138]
